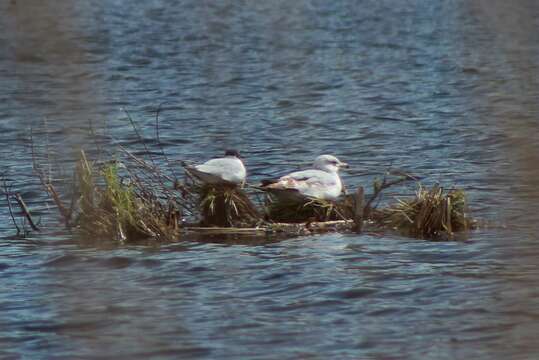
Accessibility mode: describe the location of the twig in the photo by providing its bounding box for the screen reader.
[88,118,103,160]
[123,107,157,167]
[363,171,419,218]
[43,118,52,184]
[30,127,54,189]
[31,127,72,228]
[154,102,179,180]
[30,127,45,186]
[353,187,364,233]
[155,103,164,145]
[47,183,72,228]
[3,180,21,234]
[14,193,40,231]
[67,170,78,224]
[117,146,196,214]
[117,144,188,192]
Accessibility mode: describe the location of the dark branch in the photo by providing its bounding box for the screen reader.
[3,180,21,235]
[14,193,40,232]
[363,171,419,218]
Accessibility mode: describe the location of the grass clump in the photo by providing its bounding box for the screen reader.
[75,150,181,242]
[34,142,476,242]
[196,184,262,227]
[377,185,475,240]
[265,197,350,223]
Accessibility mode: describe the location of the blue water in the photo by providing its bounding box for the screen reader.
[1,0,539,358]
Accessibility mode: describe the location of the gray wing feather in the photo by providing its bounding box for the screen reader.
[187,157,246,184]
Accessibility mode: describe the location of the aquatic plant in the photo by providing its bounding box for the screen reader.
[22,114,475,242]
[33,150,475,242]
[74,150,182,242]
[193,183,262,227]
[376,185,475,240]
[265,196,350,223]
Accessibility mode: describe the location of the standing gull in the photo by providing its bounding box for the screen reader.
[260,154,348,201]
[184,150,246,186]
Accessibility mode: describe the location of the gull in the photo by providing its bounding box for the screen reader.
[184,150,246,186]
[259,154,348,201]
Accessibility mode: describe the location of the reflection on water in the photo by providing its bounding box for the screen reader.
[1,0,539,358]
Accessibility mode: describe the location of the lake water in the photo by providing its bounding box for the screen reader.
[1,0,539,358]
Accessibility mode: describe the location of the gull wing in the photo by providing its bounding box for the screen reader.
[262,169,339,200]
[184,157,246,185]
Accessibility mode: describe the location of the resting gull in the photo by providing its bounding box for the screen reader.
[184,150,246,186]
[260,154,348,201]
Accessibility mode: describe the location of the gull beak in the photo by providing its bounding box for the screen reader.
[339,162,349,169]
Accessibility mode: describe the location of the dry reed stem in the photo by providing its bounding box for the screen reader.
[14,193,40,231]
[378,185,473,240]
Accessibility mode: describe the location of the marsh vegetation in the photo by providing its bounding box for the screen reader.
[3,122,475,243]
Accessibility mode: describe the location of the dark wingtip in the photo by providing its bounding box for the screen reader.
[224,149,241,158]
[260,179,278,187]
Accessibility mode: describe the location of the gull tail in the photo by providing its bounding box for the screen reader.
[259,178,280,187]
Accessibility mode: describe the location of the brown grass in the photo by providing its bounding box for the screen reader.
[195,184,262,227]
[265,196,351,223]
[375,185,475,240]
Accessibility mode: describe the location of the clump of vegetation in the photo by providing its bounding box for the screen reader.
[375,185,475,240]
[265,197,351,223]
[22,114,476,243]
[74,150,182,242]
[194,184,262,227]
[31,150,476,242]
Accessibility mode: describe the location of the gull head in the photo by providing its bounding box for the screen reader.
[313,154,349,173]
[224,149,241,158]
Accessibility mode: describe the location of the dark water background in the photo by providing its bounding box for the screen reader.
[1,0,539,358]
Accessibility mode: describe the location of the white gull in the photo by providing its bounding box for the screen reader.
[260,154,348,201]
[184,150,246,186]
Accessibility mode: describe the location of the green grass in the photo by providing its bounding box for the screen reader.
[74,150,180,242]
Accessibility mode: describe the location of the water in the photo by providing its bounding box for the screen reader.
[1,0,539,358]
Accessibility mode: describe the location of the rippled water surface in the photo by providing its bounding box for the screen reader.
[1,0,539,358]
